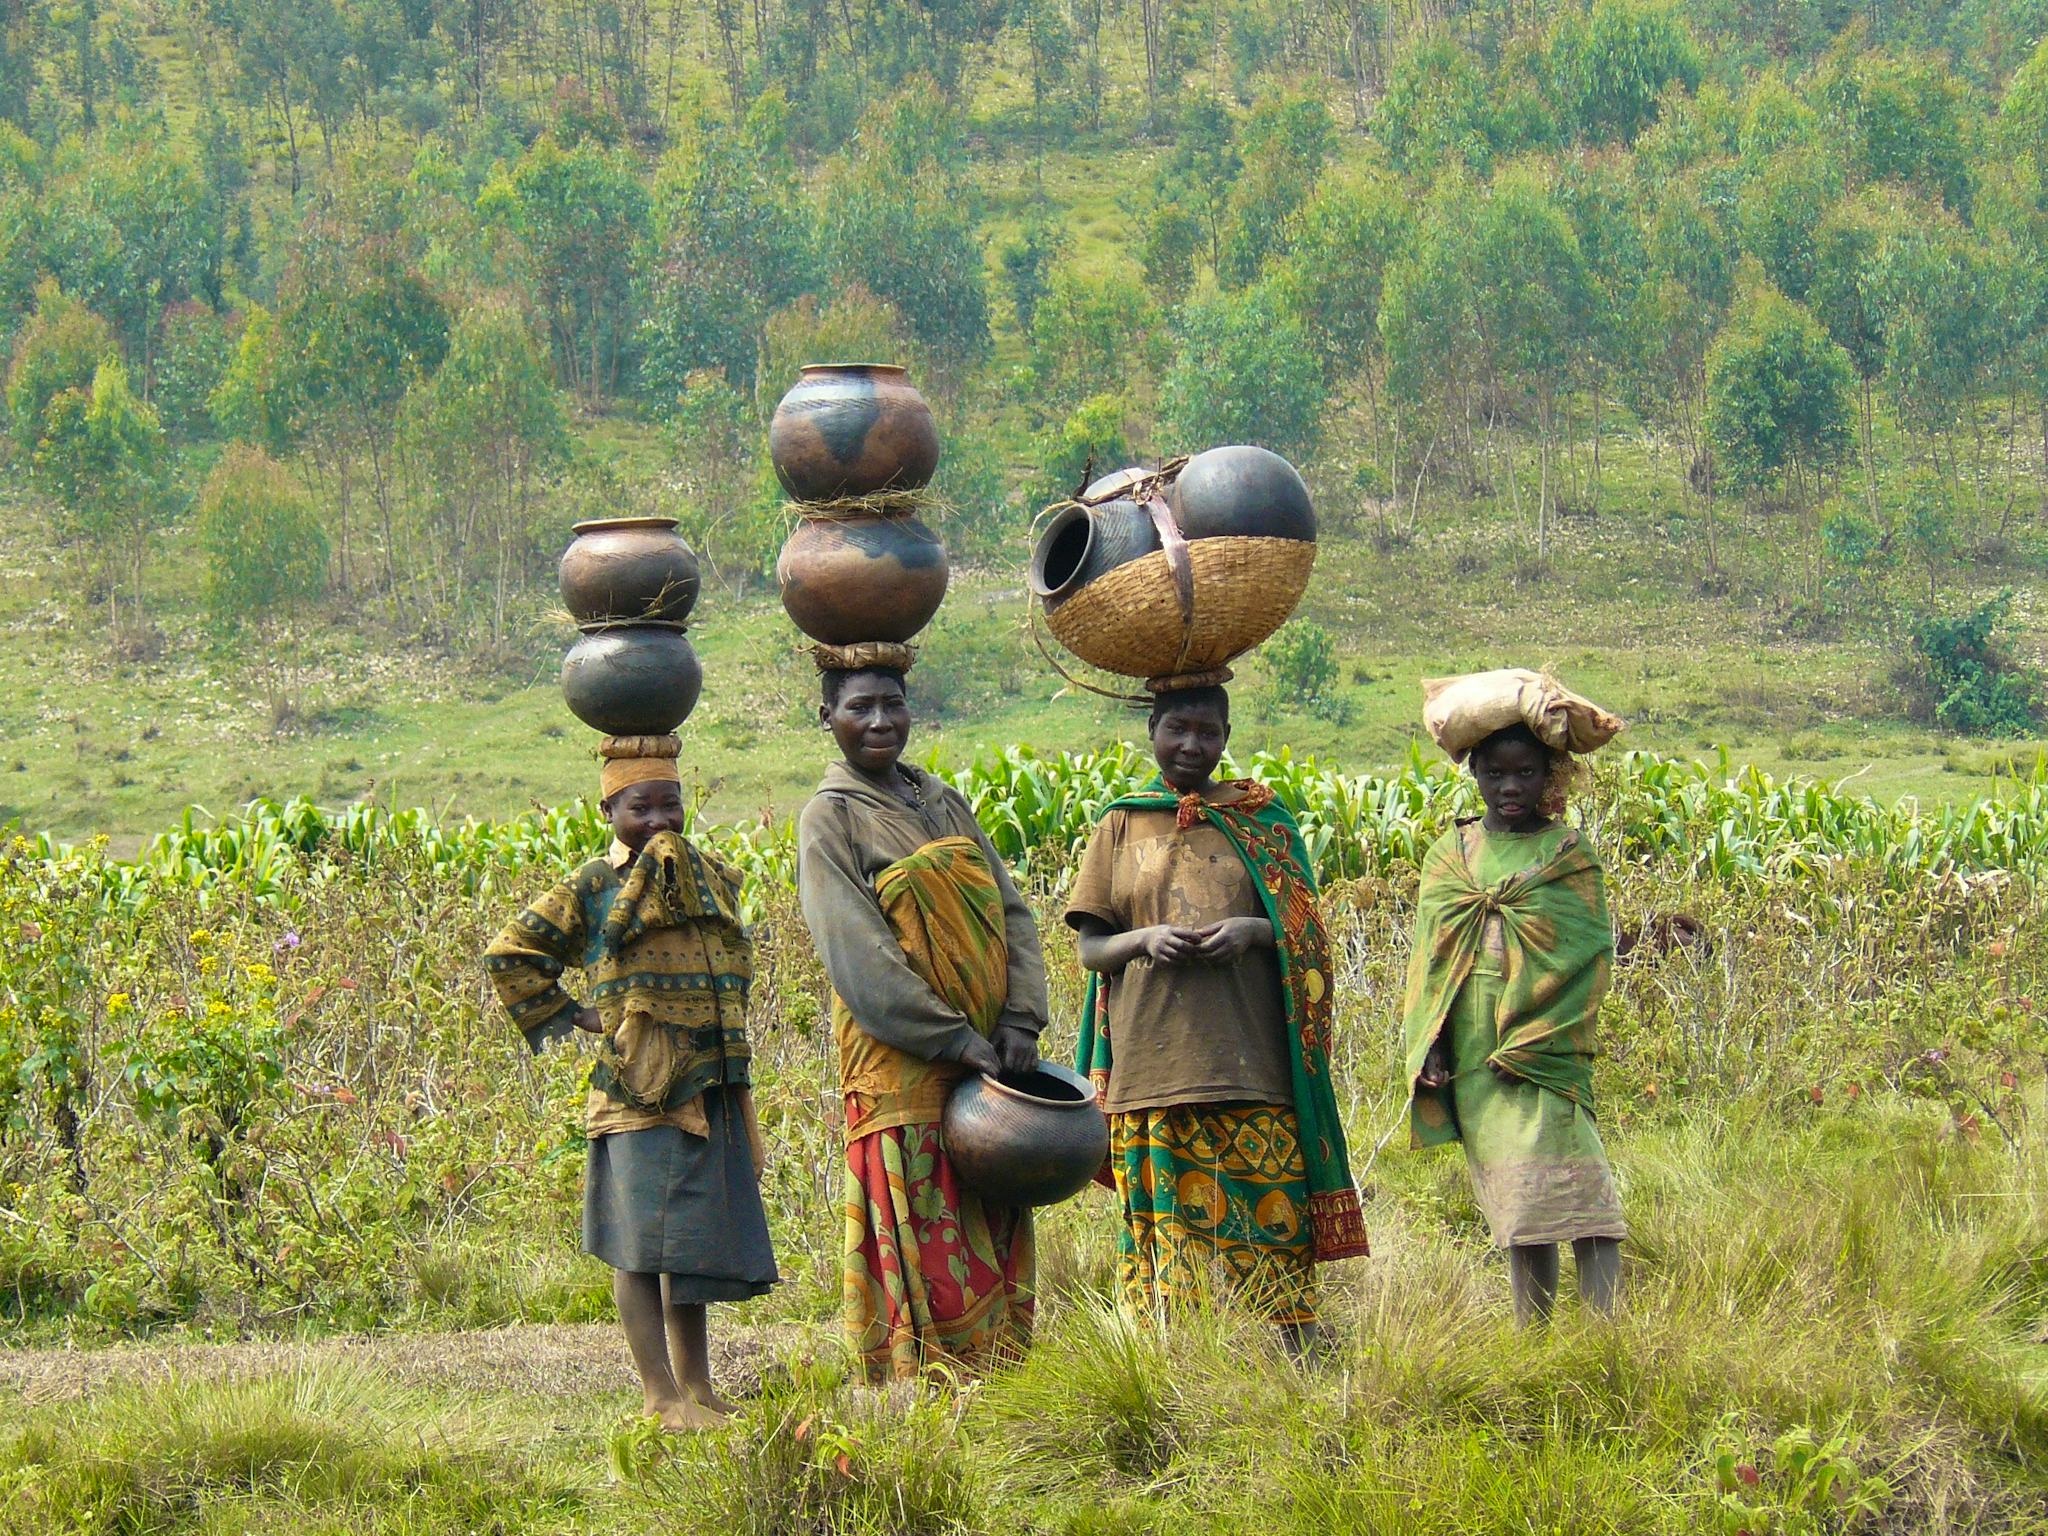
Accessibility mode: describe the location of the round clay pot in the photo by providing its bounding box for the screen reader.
[776,513,949,646]
[942,1063,1109,1209]
[559,626,703,736]
[769,363,941,503]
[1167,444,1317,543]
[558,518,701,627]
[1028,500,1161,613]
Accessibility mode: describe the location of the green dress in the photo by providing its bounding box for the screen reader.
[1433,825,1626,1248]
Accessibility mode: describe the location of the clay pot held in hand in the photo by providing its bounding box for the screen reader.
[558,518,701,628]
[560,626,703,735]
[942,1063,1109,1209]
[769,364,940,503]
[777,512,949,646]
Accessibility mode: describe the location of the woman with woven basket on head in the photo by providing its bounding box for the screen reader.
[796,646,1049,1382]
[1067,680,1368,1356]
[1403,670,1628,1325]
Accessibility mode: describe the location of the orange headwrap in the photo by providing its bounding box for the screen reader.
[598,735,682,800]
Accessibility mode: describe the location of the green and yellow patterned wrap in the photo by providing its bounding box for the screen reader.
[1402,821,1614,1145]
[1076,779,1369,1264]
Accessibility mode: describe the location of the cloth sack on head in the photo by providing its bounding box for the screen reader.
[1421,669,1624,764]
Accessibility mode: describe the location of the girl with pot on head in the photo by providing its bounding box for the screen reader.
[796,651,1049,1382]
[1067,683,1368,1355]
[484,739,775,1431]
[1404,671,1627,1325]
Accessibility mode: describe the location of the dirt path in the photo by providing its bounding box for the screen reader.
[0,1320,813,1408]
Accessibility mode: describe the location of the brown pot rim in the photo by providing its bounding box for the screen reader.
[796,361,908,377]
[570,516,681,534]
[969,1061,1099,1109]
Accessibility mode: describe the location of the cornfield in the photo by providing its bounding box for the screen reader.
[19,746,2048,912]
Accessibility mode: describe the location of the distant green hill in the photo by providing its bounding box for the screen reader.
[1,0,2045,838]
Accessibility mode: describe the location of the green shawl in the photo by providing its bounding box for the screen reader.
[1401,821,1614,1147]
[1075,779,1369,1263]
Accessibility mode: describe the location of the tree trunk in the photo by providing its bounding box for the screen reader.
[278,77,301,196]
[1860,376,1878,519]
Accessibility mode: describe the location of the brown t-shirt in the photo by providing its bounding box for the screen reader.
[1063,806,1293,1114]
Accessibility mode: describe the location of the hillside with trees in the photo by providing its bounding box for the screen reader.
[3,0,2047,833]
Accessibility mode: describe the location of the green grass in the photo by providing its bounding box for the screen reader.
[5,1107,2042,1535]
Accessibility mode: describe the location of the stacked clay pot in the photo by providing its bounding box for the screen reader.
[1027,445,1318,683]
[558,518,704,735]
[769,364,949,649]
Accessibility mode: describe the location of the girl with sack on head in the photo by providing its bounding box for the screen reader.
[1404,670,1628,1325]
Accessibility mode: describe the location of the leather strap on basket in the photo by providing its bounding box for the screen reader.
[1026,601,1150,706]
[1142,493,1198,677]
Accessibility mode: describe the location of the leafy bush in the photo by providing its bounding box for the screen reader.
[1261,619,1349,723]
[1030,393,1133,509]
[1905,594,2043,738]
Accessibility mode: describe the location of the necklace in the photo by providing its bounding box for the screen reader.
[896,765,926,810]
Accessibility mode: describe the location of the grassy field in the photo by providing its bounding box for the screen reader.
[3,1103,2044,1535]
[5,410,2046,847]
[3,755,2045,1531]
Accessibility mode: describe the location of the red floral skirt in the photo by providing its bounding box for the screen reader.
[842,1118,1034,1381]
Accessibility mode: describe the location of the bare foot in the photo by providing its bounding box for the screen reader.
[684,1380,740,1415]
[656,1395,729,1433]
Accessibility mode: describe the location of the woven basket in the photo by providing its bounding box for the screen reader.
[1041,535,1315,679]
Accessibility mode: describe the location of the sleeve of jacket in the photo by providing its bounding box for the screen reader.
[482,876,589,1053]
[796,794,984,1064]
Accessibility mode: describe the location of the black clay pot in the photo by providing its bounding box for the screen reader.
[1167,444,1317,543]
[1028,500,1161,612]
[559,518,701,627]
[942,1062,1109,1209]
[776,512,949,645]
[560,626,703,735]
[769,363,941,503]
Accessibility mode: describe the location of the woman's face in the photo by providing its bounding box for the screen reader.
[603,779,685,851]
[1471,736,1551,828]
[1151,704,1229,792]
[823,671,912,776]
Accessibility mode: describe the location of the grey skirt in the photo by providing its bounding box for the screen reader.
[582,1088,779,1301]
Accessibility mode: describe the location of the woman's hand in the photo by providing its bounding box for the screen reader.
[1487,1057,1523,1083]
[572,1005,604,1034]
[1417,1043,1451,1090]
[993,1023,1040,1076]
[1191,916,1272,963]
[1138,925,1204,966]
[959,1032,1002,1078]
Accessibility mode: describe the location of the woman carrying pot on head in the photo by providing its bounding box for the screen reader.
[796,648,1049,1382]
[1404,669,1628,1326]
[1066,681,1368,1357]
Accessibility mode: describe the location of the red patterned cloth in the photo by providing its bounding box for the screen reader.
[842,1119,1035,1382]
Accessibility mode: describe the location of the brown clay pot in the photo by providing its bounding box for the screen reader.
[942,1063,1109,1209]
[776,512,949,646]
[1027,499,1160,613]
[769,363,940,503]
[1165,444,1317,543]
[559,626,703,735]
[558,517,701,627]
